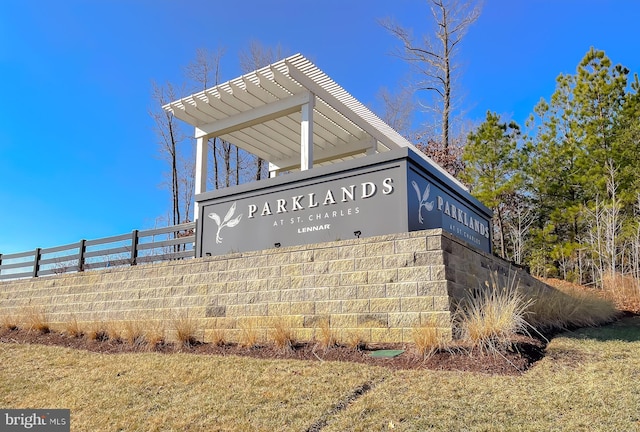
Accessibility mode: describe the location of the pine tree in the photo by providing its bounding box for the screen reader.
[463,111,524,259]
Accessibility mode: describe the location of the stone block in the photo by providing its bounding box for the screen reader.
[207,282,228,295]
[339,271,368,286]
[246,279,269,292]
[314,300,342,314]
[414,251,445,266]
[433,296,451,311]
[314,248,339,261]
[290,250,314,263]
[397,266,431,282]
[370,298,401,313]
[217,292,238,305]
[256,290,281,303]
[357,313,387,327]
[226,304,247,317]
[267,278,290,291]
[388,312,420,328]
[341,299,370,313]
[306,287,330,301]
[303,314,329,328]
[267,302,291,316]
[386,282,418,297]
[207,259,228,272]
[338,244,366,259]
[290,275,315,289]
[395,237,426,253]
[280,289,306,302]
[331,314,357,328]
[354,257,383,271]
[238,268,260,280]
[367,269,398,284]
[400,297,434,312]
[246,303,268,316]
[227,280,247,293]
[267,252,290,266]
[417,281,448,296]
[218,270,239,282]
[365,241,394,257]
[315,274,338,287]
[205,305,226,317]
[258,266,281,278]
[328,259,354,273]
[357,284,386,299]
[227,257,248,270]
[420,311,451,327]
[370,327,402,343]
[289,301,315,315]
[330,286,357,300]
[281,263,304,277]
[383,253,414,269]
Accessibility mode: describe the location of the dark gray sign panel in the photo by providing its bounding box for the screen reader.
[196,149,492,256]
[407,164,492,252]
[199,162,407,256]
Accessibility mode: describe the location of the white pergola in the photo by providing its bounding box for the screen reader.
[163,53,465,218]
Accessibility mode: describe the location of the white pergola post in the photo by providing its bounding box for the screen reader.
[194,135,208,221]
[268,162,279,178]
[366,135,378,155]
[300,92,315,171]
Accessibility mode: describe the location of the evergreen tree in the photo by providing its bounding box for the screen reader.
[463,111,524,259]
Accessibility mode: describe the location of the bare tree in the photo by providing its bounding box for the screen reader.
[185,48,227,191]
[381,0,480,151]
[376,85,415,139]
[239,41,288,180]
[151,81,187,227]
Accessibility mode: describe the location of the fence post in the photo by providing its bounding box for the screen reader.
[131,230,139,266]
[0,253,3,277]
[77,239,86,272]
[32,248,41,278]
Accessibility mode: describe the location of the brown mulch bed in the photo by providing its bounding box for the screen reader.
[0,327,545,376]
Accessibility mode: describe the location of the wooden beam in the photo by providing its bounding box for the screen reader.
[194,92,312,139]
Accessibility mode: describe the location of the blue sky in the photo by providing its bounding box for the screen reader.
[1,0,639,254]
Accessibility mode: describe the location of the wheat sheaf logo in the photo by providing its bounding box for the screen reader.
[411,180,434,224]
[208,202,243,244]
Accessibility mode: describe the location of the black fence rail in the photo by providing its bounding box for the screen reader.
[0,222,196,281]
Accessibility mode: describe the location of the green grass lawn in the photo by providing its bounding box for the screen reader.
[2,317,640,431]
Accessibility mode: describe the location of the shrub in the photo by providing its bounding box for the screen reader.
[343,329,367,351]
[22,306,51,334]
[63,315,83,338]
[171,313,200,347]
[456,273,532,354]
[270,318,295,351]
[122,321,146,347]
[603,273,640,313]
[206,319,226,346]
[316,318,336,350]
[86,321,109,342]
[527,281,618,331]
[413,316,447,358]
[144,320,167,349]
[1,313,19,331]
[239,319,259,348]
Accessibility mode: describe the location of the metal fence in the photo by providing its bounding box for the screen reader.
[0,222,196,280]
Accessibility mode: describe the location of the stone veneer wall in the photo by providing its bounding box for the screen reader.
[0,229,551,343]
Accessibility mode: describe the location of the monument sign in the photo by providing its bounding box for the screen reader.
[164,54,492,256]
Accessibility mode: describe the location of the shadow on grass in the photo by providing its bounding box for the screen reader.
[562,315,640,343]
